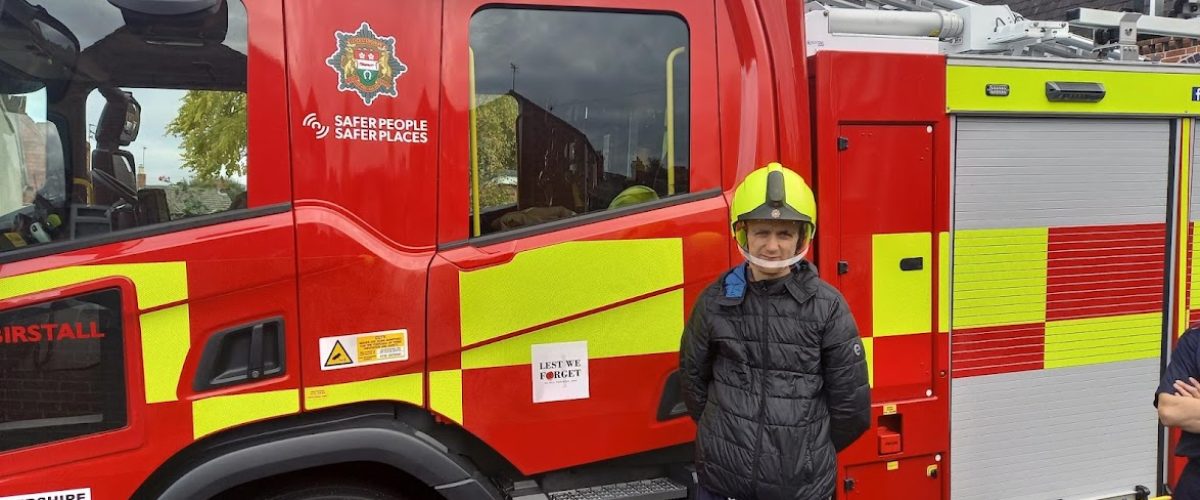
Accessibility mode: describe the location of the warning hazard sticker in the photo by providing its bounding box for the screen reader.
[324,341,353,367]
[319,330,408,371]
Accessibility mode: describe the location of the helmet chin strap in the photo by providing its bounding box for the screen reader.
[738,243,810,269]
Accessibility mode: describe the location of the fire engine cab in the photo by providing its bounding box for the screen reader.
[0,0,1198,499]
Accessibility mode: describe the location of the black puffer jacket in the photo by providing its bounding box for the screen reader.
[680,262,871,500]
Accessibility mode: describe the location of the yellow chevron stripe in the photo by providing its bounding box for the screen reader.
[0,263,187,309]
[462,290,684,369]
[459,239,683,347]
[952,228,1048,329]
[940,231,950,334]
[1182,119,1192,337]
[140,305,191,404]
[873,232,932,337]
[429,370,464,425]
[192,389,299,440]
[1044,312,1162,369]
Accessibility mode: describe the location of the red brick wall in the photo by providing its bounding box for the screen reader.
[1140,36,1200,62]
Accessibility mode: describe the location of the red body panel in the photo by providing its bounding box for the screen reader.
[0,215,300,498]
[951,323,1047,379]
[811,51,951,500]
[844,455,943,499]
[716,0,784,205]
[1046,224,1167,321]
[284,1,441,393]
[0,0,296,496]
[461,354,693,473]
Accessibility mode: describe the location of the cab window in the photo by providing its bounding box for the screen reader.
[0,0,248,257]
[468,8,690,237]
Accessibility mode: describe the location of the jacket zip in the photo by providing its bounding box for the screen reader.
[748,287,771,490]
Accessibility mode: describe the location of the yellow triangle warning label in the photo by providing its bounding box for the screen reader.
[324,340,353,367]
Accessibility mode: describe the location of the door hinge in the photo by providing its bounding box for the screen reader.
[837,136,850,151]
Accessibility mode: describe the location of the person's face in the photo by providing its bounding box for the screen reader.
[745,219,804,280]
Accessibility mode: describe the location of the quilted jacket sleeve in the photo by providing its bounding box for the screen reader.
[680,295,714,422]
[822,294,871,452]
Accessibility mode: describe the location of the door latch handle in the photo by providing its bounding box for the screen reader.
[838,261,850,275]
[900,257,924,271]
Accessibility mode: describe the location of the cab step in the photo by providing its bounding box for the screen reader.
[534,477,688,500]
[548,478,687,500]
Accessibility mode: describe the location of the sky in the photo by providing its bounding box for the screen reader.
[85,88,200,186]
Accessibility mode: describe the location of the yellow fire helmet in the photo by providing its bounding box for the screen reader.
[729,162,816,267]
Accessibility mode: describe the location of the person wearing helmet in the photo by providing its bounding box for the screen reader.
[679,162,871,500]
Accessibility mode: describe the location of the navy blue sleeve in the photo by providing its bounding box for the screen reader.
[1157,329,1200,407]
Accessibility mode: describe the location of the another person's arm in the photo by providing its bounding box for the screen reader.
[1160,392,1200,433]
[821,294,871,452]
[1157,330,1200,429]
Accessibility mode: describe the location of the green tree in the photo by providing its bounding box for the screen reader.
[473,94,519,208]
[166,90,247,180]
[166,177,244,218]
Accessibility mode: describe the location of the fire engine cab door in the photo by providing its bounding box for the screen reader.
[283,3,440,414]
[427,0,725,475]
[950,117,1170,500]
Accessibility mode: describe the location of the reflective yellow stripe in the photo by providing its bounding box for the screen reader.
[1181,119,1192,337]
[429,370,464,425]
[140,305,191,404]
[873,233,932,336]
[1044,312,1162,369]
[463,290,684,369]
[0,263,192,405]
[1192,223,1200,336]
[192,389,299,440]
[459,239,683,346]
[952,228,1048,329]
[0,263,187,309]
[862,337,874,388]
[948,64,1200,115]
[304,373,423,411]
[939,231,950,334]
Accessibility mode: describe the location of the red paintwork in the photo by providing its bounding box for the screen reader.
[844,455,943,499]
[716,0,785,212]
[284,0,440,396]
[1046,224,1167,321]
[462,354,694,473]
[951,323,1046,379]
[810,51,951,500]
[832,123,935,340]
[754,0,813,181]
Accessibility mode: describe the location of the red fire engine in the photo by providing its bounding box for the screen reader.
[0,0,1196,498]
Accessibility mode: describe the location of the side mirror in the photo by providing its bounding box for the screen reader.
[107,0,229,47]
[0,0,80,82]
